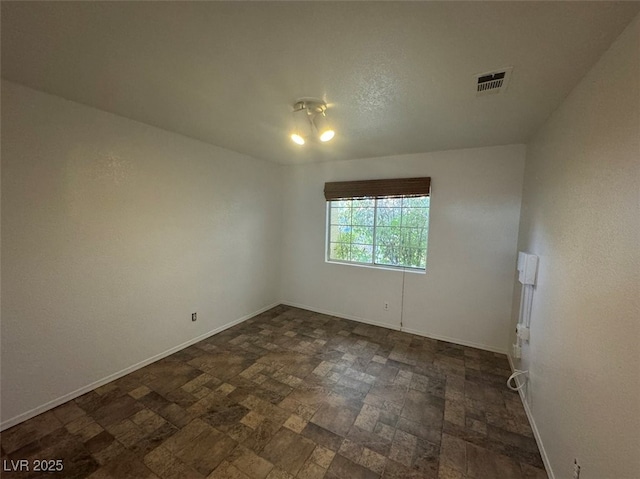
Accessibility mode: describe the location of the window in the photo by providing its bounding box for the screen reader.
[324,178,431,271]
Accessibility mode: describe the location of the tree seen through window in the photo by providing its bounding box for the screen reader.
[328,196,429,270]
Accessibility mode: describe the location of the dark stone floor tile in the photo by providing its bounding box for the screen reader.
[146,372,201,395]
[413,437,439,478]
[74,392,109,414]
[10,427,100,479]
[7,427,65,461]
[521,462,549,479]
[396,417,441,444]
[143,445,205,479]
[301,422,344,452]
[487,425,540,454]
[310,404,359,437]
[439,433,466,475]
[84,431,116,454]
[347,426,392,457]
[88,450,158,479]
[288,386,333,409]
[162,419,236,476]
[129,421,179,457]
[1,412,63,454]
[373,366,401,386]
[496,443,545,470]
[442,420,489,445]
[136,391,174,415]
[400,390,444,427]
[52,402,87,425]
[158,403,196,429]
[389,429,417,467]
[241,418,281,453]
[162,388,198,409]
[56,444,101,479]
[228,444,274,479]
[261,428,316,475]
[327,453,379,479]
[466,442,522,479]
[90,394,144,427]
[202,404,251,428]
[367,384,408,406]
[385,459,429,478]
[252,387,287,406]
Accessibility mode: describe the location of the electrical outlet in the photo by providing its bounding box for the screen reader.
[192,312,197,322]
[573,459,581,479]
[384,302,389,311]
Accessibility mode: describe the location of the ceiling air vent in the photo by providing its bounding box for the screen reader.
[475,67,513,96]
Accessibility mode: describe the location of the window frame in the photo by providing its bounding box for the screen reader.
[325,194,430,272]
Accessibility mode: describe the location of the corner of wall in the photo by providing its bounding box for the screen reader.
[507,354,555,479]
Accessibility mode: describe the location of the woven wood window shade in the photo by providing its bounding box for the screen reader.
[324,177,431,201]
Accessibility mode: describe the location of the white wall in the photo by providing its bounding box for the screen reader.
[280,145,525,353]
[511,15,640,479]
[0,81,283,428]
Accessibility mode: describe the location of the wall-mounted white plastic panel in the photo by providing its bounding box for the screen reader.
[523,254,538,285]
[517,252,527,272]
[518,252,538,285]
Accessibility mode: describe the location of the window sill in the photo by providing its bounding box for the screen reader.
[325,259,426,274]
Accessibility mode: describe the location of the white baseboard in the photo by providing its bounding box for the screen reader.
[507,354,555,479]
[0,302,280,432]
[401,326,507,354]
[282,301,506,354]
[282,301,402,331]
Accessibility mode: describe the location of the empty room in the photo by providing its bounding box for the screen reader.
[1,2,638,479]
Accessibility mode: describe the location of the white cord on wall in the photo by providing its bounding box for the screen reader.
[400,267,406,330]
[507,369,528,391]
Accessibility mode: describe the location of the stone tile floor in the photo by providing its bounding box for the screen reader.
[1,305,548,479]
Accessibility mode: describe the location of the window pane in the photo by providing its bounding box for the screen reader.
[330,207,352,226]
[352,198,375,208]
[352,226,373,245]
[330,225,352,243]
[422,228,428,248]
[331,200,351,209]
[376,207,401,227]
[352,206,374,226]
[351,244,373,263]
[375,226,400,247]
[401,228,423,249]
[375,247,398,266]
[401,207,428,228]
[329,242,350,261]
[377,197,403,208]
[401,248,426,268]
[403,196,430,208]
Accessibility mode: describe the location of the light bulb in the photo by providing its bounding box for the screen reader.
[319,129,335,142]
[291,133,305,145]
[313,110,335,142]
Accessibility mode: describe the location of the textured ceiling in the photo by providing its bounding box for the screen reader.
[2,2,638,164]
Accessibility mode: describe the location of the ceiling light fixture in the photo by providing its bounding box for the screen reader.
[290,133,306,145]
[290,99,335,145]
